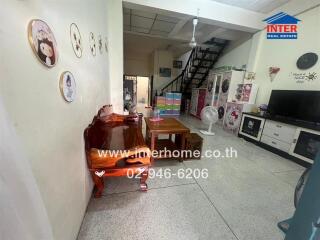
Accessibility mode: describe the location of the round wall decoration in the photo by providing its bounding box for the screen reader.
[70,23,82,58]
[104,37,108,53]
[89,32,96,56]
[59,71,76,102]
[98,35,103,54]
[221,79,230,93]
[28,19,58,67]
[296,52,318,70]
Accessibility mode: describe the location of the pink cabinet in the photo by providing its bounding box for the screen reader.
[190,88,206,118]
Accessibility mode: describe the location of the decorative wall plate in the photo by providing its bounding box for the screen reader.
[221,79,230,93]
[297,52,318,70]
[59,71,76,102]
[28,19,58,67]
[70,23,82,58]
[104,37,108,53]
[89,32,96,56]
[98,35,103,54]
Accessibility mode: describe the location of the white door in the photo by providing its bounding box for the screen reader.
[137,76,149,105]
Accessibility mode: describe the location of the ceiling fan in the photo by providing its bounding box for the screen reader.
[189,17,199,48]
[174,17,214,49]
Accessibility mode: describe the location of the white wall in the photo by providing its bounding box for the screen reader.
[250,6,320,104]
[107,0,124,112]
[124,54,153,76]
[153,50,173,91]
[172,50,192,79]
[215,38,252,69]
[0,0,122,239]
[215,6,320,105]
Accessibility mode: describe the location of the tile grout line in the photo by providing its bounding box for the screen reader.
[195,179,241,240]
[182,162,241,240]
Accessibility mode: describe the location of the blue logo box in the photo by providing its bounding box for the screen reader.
[267,33,298,39]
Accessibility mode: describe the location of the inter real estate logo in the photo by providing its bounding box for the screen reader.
[263,12,301,39]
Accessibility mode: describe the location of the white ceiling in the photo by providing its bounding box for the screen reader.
[124,33,188,58]
[211,0,290,13]
[123,0,291,57]
[124,8,180,37]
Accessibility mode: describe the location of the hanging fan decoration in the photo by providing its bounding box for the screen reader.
[70,23,82,58]
[89,32,96,56]
[98,35,103,54]
[269,67,280,82]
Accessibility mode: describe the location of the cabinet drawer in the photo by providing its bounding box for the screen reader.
[262,127,295,143]
[261,135,291,153]
[263,120,296,143]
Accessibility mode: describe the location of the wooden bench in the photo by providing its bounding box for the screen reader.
[84,105,151,198]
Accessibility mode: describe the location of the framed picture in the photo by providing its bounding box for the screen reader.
[28,19,58,67]
[89,32,96,56]
[173,60,182,69]
[70,23,82,58]
[159,67,171,77]
[98,35,103,54]
[59,71,76,102]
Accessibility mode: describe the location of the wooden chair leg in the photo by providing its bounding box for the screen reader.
[140,168,149,191]
[91,172,105,198]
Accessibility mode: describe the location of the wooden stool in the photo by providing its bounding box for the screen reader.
[185,133,203,160]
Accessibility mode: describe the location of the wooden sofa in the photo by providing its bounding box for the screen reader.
[84,105,151,198]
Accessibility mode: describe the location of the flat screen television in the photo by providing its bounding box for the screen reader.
[267,90,320,125]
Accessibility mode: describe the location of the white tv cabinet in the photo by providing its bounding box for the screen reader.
[239,113,320,165]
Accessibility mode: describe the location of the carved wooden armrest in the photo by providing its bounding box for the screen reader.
[89,146,151,169]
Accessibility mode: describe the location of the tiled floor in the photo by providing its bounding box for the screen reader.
[77,115,305,240]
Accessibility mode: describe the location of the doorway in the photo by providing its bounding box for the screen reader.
[137,76,149,105]
[123,75,150,113]
[136,76,150,113]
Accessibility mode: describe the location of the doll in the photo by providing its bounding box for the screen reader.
[37,38,55,66]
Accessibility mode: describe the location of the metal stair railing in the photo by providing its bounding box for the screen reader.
[160,47,197,95]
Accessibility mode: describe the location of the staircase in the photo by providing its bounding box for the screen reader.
[160,38,229,99]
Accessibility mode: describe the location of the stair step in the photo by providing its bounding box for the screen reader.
[213,42,227,47]
[203,41,227,47]
[199,50,219,54]
[189,71,206,74]
[192,65,211,69]
[195,58,214,62]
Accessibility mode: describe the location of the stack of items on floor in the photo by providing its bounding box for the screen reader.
[155,96,166,115]
[155,92,182,116]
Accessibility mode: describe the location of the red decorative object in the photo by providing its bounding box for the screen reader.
[269,67,280,81]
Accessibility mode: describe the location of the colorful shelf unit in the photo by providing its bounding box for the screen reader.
[156,96,166,115]
[155,92,182,116]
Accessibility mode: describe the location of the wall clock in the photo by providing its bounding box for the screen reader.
[28,19,58,67]
[98,35,103,54]
[89,32,96,56]
[297,52,318,70]
[60,71,76,102]
[70,23,82,58]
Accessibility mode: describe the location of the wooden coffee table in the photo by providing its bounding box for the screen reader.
[144,117,190,161]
